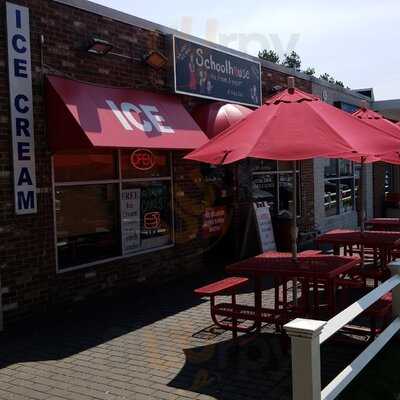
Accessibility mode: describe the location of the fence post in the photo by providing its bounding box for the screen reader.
[284,318,326,400]
[389,260,400,321]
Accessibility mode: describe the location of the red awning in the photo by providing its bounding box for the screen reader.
[191,102,253,138]
[46,75,209,152]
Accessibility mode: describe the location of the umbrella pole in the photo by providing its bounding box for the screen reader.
[359,157,366,233]
[292,161,298,306]
[359,157,366,264]
[292,161,298,259]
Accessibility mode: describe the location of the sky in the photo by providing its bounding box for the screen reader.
[92,0,400,101]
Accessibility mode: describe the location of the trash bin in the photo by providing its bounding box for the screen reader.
[272,214,293,252]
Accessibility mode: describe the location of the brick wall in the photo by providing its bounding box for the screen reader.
[0,0,314,327]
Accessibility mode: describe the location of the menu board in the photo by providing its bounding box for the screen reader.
[253,201,276,252]
[121,189,141,255]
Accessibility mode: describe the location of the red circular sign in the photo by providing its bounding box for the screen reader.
[130,149,155,171]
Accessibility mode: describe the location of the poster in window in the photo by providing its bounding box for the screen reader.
[141,184,171,249]
[253,201,276,252]
[121,189,141,254]
[202,206,226,238]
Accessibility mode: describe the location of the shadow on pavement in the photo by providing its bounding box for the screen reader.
[169,332,292,400]
[0,270,225,369]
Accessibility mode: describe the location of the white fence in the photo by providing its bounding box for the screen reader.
[284,261,400,400]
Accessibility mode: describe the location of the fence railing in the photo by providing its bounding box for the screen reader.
[284,261,400,400]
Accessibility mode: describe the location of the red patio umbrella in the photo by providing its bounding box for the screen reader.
[351,105,400,238]
[186,78,400,258]
[353,105,400,164]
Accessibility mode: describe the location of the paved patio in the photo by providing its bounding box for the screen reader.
[0,271,373,400]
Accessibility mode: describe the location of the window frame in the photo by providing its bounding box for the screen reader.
[52,150,175,274]
[323,159,357,217]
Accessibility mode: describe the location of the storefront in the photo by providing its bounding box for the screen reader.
[0,0,389,328]
[45,75,211,272]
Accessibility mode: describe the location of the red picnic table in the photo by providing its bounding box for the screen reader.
[366,218,400,231]
[225,252,359,332]
[316,229,400,266]
[316,229,400,286]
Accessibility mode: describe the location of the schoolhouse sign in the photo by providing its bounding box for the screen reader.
[173,36,262,107]
[6,2,37,215]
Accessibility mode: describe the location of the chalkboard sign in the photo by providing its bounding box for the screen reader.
[253,201,276,252]
[173,36,262,107]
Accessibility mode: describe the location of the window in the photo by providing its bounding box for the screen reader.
[324,159,357,216]
[251,160,301,216]
[53,150,174,271]
[121,181,173,253]
[55,184,120,268]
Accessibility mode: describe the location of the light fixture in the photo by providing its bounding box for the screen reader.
[143,50,168,70]
[86,38,168,70]
[87,38,113,55]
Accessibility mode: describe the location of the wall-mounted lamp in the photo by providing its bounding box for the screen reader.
[143,50,168,70]
[86,37,168,70]
[87,38,114,55]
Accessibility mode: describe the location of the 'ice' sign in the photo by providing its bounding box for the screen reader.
[6,3,37,214]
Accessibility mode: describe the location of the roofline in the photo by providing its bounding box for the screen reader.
[353,88,374,92]
[373,99,400,109]
[54,0,371,101]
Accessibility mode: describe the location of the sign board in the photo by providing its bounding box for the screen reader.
[173,36,262,107]
[202,206,226,238]
[130,149,155,171]
[6,2,37,215]
[253,201,276,252]
[121,189,141,255]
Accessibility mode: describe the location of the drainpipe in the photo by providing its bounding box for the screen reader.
[0,273,3,332]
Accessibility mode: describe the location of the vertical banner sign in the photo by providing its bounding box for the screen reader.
[253,201,276,252]
[6,3,37,214]
[121,189,141,255]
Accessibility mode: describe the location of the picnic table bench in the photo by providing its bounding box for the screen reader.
[366,218,400,231]
[195,276,285,337]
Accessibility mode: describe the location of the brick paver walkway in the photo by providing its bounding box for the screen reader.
[0,272,364,400]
